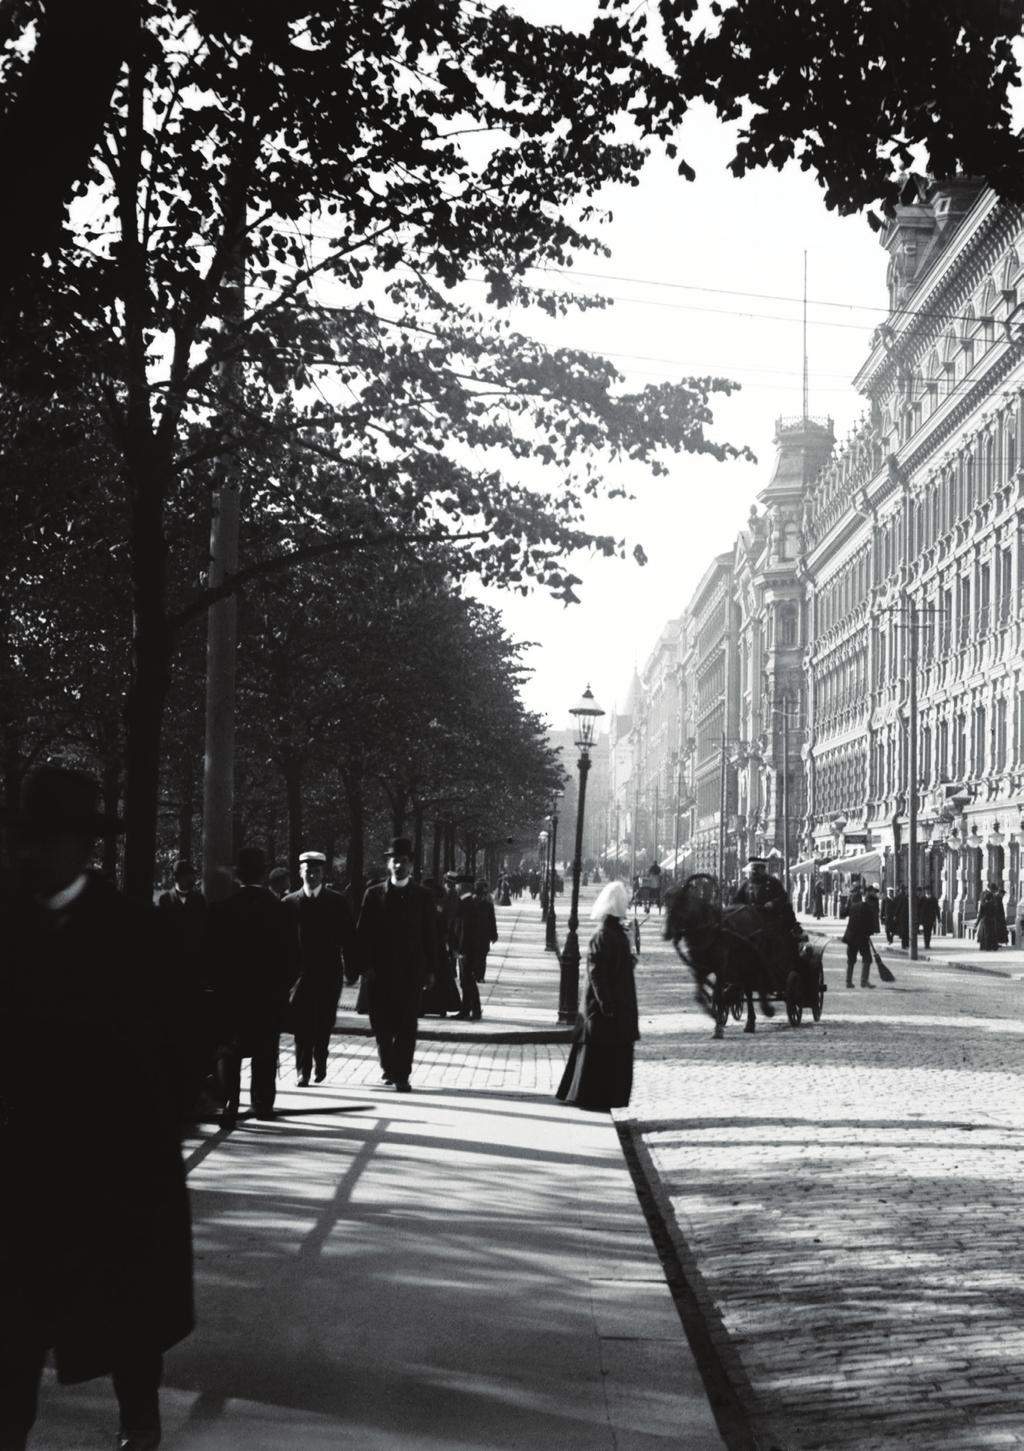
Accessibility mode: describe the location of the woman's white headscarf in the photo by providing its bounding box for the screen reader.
[590,879,629,921]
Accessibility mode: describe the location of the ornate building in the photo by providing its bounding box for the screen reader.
[802,178,1024,933]
[628,180,1024,936]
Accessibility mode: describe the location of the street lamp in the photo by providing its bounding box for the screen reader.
[558,684,606,1024]
[543,795,562,950]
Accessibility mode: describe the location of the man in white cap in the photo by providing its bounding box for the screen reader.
[282,851,358,1086]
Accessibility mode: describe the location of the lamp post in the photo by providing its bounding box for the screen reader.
[545,798,561,951]
[559,685,606,1024]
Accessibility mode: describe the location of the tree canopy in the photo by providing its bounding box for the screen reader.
[4,0,1023,892]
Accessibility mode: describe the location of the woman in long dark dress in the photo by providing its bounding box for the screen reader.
[556,880,639,1110]
[976,886,1008,950]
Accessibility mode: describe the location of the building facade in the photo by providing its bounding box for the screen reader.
[625,180,1024,936]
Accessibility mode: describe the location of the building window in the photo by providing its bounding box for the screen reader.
[779,603,798,647]
[996,697,1008,772]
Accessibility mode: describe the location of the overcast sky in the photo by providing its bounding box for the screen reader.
[469,6,894,734]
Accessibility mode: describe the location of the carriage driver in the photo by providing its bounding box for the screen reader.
[732,857,808,983]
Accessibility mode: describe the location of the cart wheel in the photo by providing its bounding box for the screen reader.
[811,965,825,1022]
[785,971,803,1027]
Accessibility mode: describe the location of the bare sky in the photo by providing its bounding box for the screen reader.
[472,91,889,732]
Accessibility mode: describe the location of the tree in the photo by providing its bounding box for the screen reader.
[9,2,1021,895]
[656,0,1024,229]
[2,3,757,897]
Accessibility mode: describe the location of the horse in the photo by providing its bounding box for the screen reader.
[663,874,776,1037]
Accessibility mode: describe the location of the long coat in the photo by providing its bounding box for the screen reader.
[841,898,876,949]
[976,891,1008,950]
[557,916,639,1110]
[451,893,498,975]
[282,887,358,1036]
[0,872,193,1383]
[355,878,437,1015]
[205,885,295,1052]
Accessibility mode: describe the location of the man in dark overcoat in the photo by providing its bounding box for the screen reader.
[355,836,437,1091]
[916,885,940,949]
[893,884,910,949]
[157,858,213,1121]
[842,887,876,987]
[0,767,193,1451]
[205,846,295,1124]
[450,877,498,1020]
[283,850,358,1086]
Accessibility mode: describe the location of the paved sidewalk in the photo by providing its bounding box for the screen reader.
[798,911,1024,978]
[34,893,726,1451]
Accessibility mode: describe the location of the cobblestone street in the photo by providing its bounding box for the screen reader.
[621,914,1024,1450]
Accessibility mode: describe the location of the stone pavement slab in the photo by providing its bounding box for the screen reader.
[33,1011,725,1449]
[622,925,1024,1451]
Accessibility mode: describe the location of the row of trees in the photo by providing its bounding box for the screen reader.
[3,1,1022,895]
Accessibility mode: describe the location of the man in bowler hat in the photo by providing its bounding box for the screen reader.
[283,850,358,1086]
[0,766,193,1450]
[355,837,438,1091]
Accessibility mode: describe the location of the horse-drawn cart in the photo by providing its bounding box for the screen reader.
[664,873,827,1036]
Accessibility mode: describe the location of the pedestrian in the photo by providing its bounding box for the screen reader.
[556,879,639,1110]
[881,887,896,943]
[157,858,214,1123]
[916,885,939,949]
[812,878,825,919]
[976,885,1008,950]
[0,766,193,1451]
[204,846,296,1125]
[355,837,438,1092]
[841,886,876,988]
[893,884,910,949]
[283,850,358,1086]
[418,877,462,1016]
[450,876,498,1020]
[268,866,290,900]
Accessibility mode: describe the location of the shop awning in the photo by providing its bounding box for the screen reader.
[789,856,822,875]
[659,845,692,871]
[822,850,882,875]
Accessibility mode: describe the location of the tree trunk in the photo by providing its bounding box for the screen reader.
[343,771,365,898]
[177,752,194,862]
[284,756,304,882]
[412,804,424,882]
[431,819,442,880]
[100,758,121,881]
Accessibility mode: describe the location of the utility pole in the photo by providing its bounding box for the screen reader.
[652,781,659,867]
[782,697,791,896]
[718,733,727,897]
[672,753,681,877]
[906,594,919,960]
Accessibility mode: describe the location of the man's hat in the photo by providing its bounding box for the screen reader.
[388,836,414,859]
[443,870,459,882]
[746,856,767,868]
[298,850,327,865]
[2,765,122,839]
